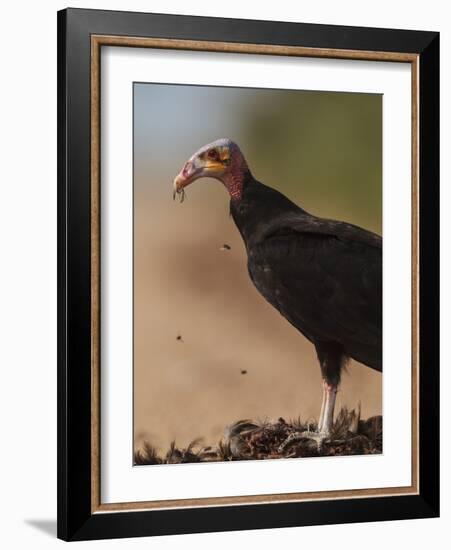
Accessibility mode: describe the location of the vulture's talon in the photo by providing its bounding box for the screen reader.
[278,431,331,453]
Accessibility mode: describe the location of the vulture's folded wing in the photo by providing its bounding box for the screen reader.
[247,214,382,370]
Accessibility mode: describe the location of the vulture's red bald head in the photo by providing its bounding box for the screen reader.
[173,139,250,202]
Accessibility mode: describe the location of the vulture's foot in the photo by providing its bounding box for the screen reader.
[278,429,330,453]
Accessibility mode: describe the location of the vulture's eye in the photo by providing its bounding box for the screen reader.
[207,149,220,161]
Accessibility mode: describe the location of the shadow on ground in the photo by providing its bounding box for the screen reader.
[25,519,57,538]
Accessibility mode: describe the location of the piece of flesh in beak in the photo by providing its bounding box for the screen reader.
[172,159,200,202]
[172,174,185,201]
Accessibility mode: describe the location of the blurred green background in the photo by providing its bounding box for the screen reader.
[134,83,382,452]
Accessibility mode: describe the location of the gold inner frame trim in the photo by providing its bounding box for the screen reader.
[90,34,420,514]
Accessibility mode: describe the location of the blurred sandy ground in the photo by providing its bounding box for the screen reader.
[133,84,382,451]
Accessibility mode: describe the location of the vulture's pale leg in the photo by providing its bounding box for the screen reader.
[278,380,338,453]
[316,382,327,431]
[278,343,344,454]
[318,381,338,434]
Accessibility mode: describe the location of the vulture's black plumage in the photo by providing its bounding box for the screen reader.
[173,139,382,443]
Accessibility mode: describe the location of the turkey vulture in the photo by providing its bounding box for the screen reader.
[173,138,382,447]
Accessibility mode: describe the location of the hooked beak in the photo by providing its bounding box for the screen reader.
[173,157,203,201]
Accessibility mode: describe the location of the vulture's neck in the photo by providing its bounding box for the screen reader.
[222,168,252,201]
[221,159,252,200]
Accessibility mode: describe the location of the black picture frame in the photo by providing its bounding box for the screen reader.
[57,7,439,542]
